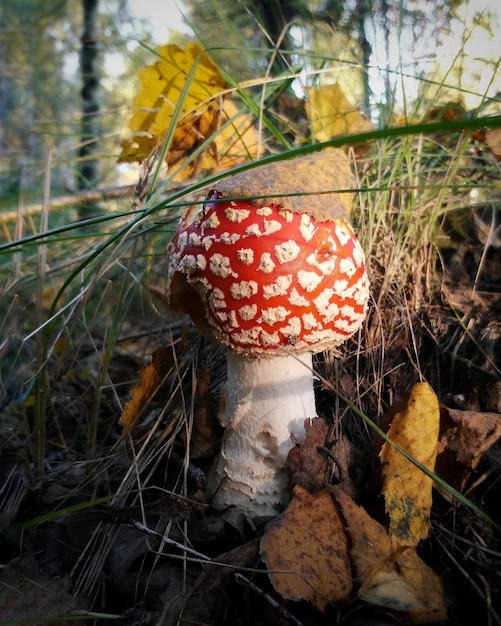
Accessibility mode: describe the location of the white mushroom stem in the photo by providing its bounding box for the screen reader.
[207,350,317,517]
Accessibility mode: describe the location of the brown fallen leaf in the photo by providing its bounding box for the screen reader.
[260,485,352,610]
[331,486,447,623]
[168,99,261,181]
[485,128,501,160]
[380,382,440,548]
[329,433,358,498]
[440,407,501,471]
[426,102,467,122]
[287,417,330,492]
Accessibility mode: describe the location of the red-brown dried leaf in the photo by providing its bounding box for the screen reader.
[485,128,501,160]
[287,417,329,492]
[440,406,501,470]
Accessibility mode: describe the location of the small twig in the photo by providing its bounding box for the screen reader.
[134,521,305,625]
[234,572,305,626]
[434,531,501,626]
[130,519,208,561]
[317,445,344,482]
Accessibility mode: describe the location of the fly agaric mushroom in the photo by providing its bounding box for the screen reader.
[166,150,369,517]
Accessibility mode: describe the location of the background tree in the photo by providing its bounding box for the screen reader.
[1,0,499,214]
[0,0,157,211]
[180,0,467,122]
[77,0,101,218]
[0,0,75,201]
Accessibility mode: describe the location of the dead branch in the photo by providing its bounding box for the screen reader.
[0,184,138,223]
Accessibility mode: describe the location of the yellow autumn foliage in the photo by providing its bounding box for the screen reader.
[119,42,227,161]
[380,382,440,548]
[306,82,374,142]
[119,42,259,180]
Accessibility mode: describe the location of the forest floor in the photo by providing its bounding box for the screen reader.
[1,197,500,626]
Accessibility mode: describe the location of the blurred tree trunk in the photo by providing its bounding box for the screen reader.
[253,0,296,80]
[355,0,373,113]
[0,0,73,200]
[78,0,101,218]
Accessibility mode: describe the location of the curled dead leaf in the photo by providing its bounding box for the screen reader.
[485,128,501,160]
[287,417,330,492]
[120,42,228,163]
[120,347,175,436]
[331,486,447,623]
[445,407,501,469]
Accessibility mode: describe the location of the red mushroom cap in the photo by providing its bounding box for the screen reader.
[167,194,369,357]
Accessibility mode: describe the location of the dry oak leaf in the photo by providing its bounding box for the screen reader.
[331,486,447,623]
[260,485,352,610]
[441,407,501,471]
[305,83,374,147]
[287,416,330,492]
[380,382,440,548]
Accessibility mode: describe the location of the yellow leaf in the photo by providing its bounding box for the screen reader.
[305,83,374,143]
[260,486,352,611]
[119,42,259,179]
[396,549,448,623]
[331,485,392,584]
[359,556,447,624]
[380,382,440,548]
[119,42,228,164]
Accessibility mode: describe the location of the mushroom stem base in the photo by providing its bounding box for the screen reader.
[207,351,317,517]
